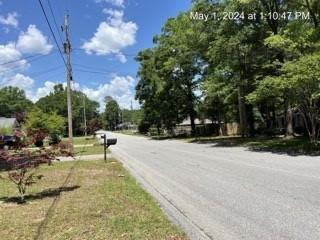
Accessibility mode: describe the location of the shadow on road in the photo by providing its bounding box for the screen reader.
[190,136,320,157]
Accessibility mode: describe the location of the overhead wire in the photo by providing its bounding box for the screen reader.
[0,51,58,75]
[46,0,64,45]
[27,65,64,78]
[37,0,68,70]
[73,68,133,76]
[73,63,122,73]
[0,54,43,66]
[73,48,138,57]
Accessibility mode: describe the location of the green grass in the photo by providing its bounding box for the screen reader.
[0,160,187,240]
[189,136,320,156]
[63,136,99,146]
[74,145,110,156]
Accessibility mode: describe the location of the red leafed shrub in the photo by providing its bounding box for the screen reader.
[0,149,58,203]
[52,141,74,157]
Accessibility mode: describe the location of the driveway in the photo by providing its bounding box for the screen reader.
[106,132,320,240]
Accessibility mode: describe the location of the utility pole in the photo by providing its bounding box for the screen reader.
[83,94,87,137]
[63,13,73,151]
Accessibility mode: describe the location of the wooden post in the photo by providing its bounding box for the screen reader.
[103,134,107,162]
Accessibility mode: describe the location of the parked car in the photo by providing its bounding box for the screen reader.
[0,135,17,149]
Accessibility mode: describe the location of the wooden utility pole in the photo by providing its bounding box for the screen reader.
[63,13,73,151]
[83,94,87,137]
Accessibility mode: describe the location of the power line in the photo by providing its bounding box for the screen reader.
[73,63,121,73]
[0,54,42,66]
[73,48,138,57]
[0,51,58,75]
[74,68,133,76]
[37,0,68,69]
[27,65,64,78]
[47,0,64,45]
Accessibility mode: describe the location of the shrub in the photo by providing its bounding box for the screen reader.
[0,149,56,203]
[138,121,151,134]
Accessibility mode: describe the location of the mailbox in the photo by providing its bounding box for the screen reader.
[100,134,117,162]
[106,138,117,147]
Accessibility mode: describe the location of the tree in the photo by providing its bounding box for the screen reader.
[202,72,238,136]
[104,96,120,131]
[24,108,65,146]
[0,149,56,203]
[136,0,320,140]
[282,52,320,144]
[36,84,99,136]
[136,11,209,135]
[121,109,143,125]
[87,118,103,135]
[0,86,33,117]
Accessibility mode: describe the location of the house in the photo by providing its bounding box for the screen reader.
[174,118,218,136]
[0,117,20,131]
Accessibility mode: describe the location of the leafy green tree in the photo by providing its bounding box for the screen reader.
[136,11,209,135]
[121,109,143,125]
[104,96,120,131]
[0,87,33,118]
[282,52,320,144]
[24,108,65,146]
[36,84,99,136]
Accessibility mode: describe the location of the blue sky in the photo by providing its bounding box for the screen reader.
[0,0,191,109]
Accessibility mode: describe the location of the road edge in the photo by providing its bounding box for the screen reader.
[111,147,213,240]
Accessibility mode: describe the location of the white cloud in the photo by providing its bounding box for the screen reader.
[96,0,124,7]
[30,81,57,102]
[16,25,53,55]
[82,75,138,110]
[9,73,34,88]
[115,52,127,63]
[1,73,34,91]
[8,74,139,110]
[0,12,18,28]
[26,75,138,110]
[0,43,29,72]
[81,9,137,62]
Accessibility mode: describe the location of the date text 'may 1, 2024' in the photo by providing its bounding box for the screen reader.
[190,11,311,22]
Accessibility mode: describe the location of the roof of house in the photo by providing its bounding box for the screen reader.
[177,118,213,126]
[0,118,18,128]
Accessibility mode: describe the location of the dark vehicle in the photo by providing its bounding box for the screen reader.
[0,135,17,149]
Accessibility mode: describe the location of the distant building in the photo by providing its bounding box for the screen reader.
[174,118,217,136]
[0,117,20,129]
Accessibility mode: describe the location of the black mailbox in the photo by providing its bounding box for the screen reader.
[100,134,117,162]
[106,138,117,147]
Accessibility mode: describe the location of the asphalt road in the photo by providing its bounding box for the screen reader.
[106,132,320,240]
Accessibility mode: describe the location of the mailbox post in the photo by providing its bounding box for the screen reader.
[101,134,117,162]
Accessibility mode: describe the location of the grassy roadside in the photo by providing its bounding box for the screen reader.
[189,136,320,156]
[0,160,187,240]
[74,145,109,156]
[62,136,99,146]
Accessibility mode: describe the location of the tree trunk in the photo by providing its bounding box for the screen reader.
[247,104,255,137]
[285,101,294,137]
[238,85,248,137]
[190,113,196,137]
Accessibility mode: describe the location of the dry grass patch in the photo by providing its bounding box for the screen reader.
[0,160,187,240]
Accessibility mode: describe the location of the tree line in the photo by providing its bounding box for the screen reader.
[0,85,141,137]
[135,0,320,144]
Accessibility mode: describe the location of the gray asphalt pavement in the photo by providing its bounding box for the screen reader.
[106,131,320,240]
